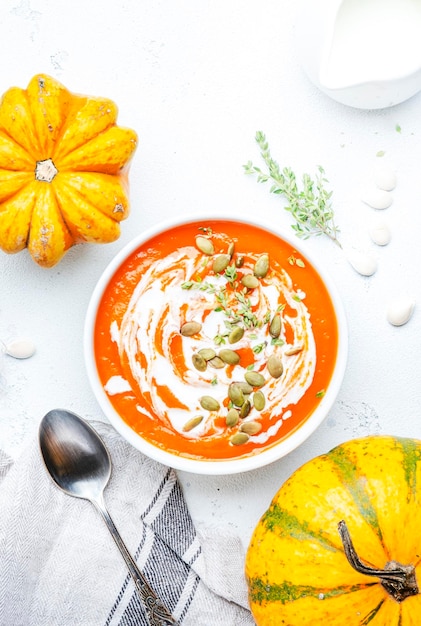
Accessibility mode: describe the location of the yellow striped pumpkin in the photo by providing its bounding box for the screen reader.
[246,436,421,624]
[0,74,138,267]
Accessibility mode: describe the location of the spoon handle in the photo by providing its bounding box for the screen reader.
[93,495,177,625]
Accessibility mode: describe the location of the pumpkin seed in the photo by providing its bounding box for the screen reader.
[241,274,259,289]
[267,354,283,378]
[361,188,393,210]
[183,415,204,432]
[235,381,253,394]
[240,421,262,435]
[199,395,220,411]
[226,408,239,427]
[254,253,269,278]
[195,235,214,255]
[4,338,35,359]
[208,356,225,369]
[198,348,216,361]
[235,256,244,268]
[228,383,245,407]
[230,432,249,446]
[387,298,415,327]
[253,390,266,411]
[239,399,251,419]
[244,371,265,388]
[219,349,240,365]
[228,242,235,257]
[180,321,202,337]
[192,353,207,372]
[285,345,303,356]
[269,313,282,338]
[228,326,244,344]
[212,254,231,274]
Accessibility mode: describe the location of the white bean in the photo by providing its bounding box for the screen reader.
[346,250,378,276]
[361,188,393,210]
[386,298,415,326]
[368,221,391,246]
[4,338,36,359]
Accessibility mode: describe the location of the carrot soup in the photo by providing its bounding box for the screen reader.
[94,219,339,461]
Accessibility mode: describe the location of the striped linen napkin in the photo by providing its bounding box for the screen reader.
[0,421,254,626]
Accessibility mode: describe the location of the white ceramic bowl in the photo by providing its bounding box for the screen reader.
[84,215,348,474]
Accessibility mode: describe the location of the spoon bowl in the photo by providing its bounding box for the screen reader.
[39,408,177,626]
[39,408,111,500]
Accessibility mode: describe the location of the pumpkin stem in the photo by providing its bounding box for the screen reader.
[338,520,419,602]
[35,158,58,183]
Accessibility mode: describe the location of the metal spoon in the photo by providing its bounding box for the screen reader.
[39,408,177,626]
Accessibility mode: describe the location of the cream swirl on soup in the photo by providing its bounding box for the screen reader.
[105,239,316,445]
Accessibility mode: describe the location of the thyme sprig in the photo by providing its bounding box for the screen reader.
[244,131,342,248]
[182,265,264,338]
[181,278,218,293]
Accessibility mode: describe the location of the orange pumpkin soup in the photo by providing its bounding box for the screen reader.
[94,220,339,461]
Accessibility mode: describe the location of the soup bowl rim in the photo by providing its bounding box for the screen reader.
[84,212,348,475]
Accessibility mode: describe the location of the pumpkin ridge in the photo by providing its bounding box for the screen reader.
[262,503,339,552]
[55,172,128,222]
[394,436,421,501]
[0,88,42,159]
[55,125,138,174]
[0,183,37,252]
[391,437,421,570]
[51,97,118,162]
[48,184,75,242]
[0,125,33,162]
[28,184,74,267]
[0,171,33,205]
[53,180,121,243]
[248,576,377,605]
[26,74,75,159]
[0,130,34,171]
[48,96,90,159]
[327,445,384,548]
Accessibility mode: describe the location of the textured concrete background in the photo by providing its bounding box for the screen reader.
[1,0,420,549]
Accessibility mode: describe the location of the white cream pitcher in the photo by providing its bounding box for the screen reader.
[296,0,421,109]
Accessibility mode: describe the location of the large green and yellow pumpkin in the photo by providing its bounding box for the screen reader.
[246,435,421,624]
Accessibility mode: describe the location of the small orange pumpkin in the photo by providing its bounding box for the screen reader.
[246,435,421,624]
[0,74,138,267]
